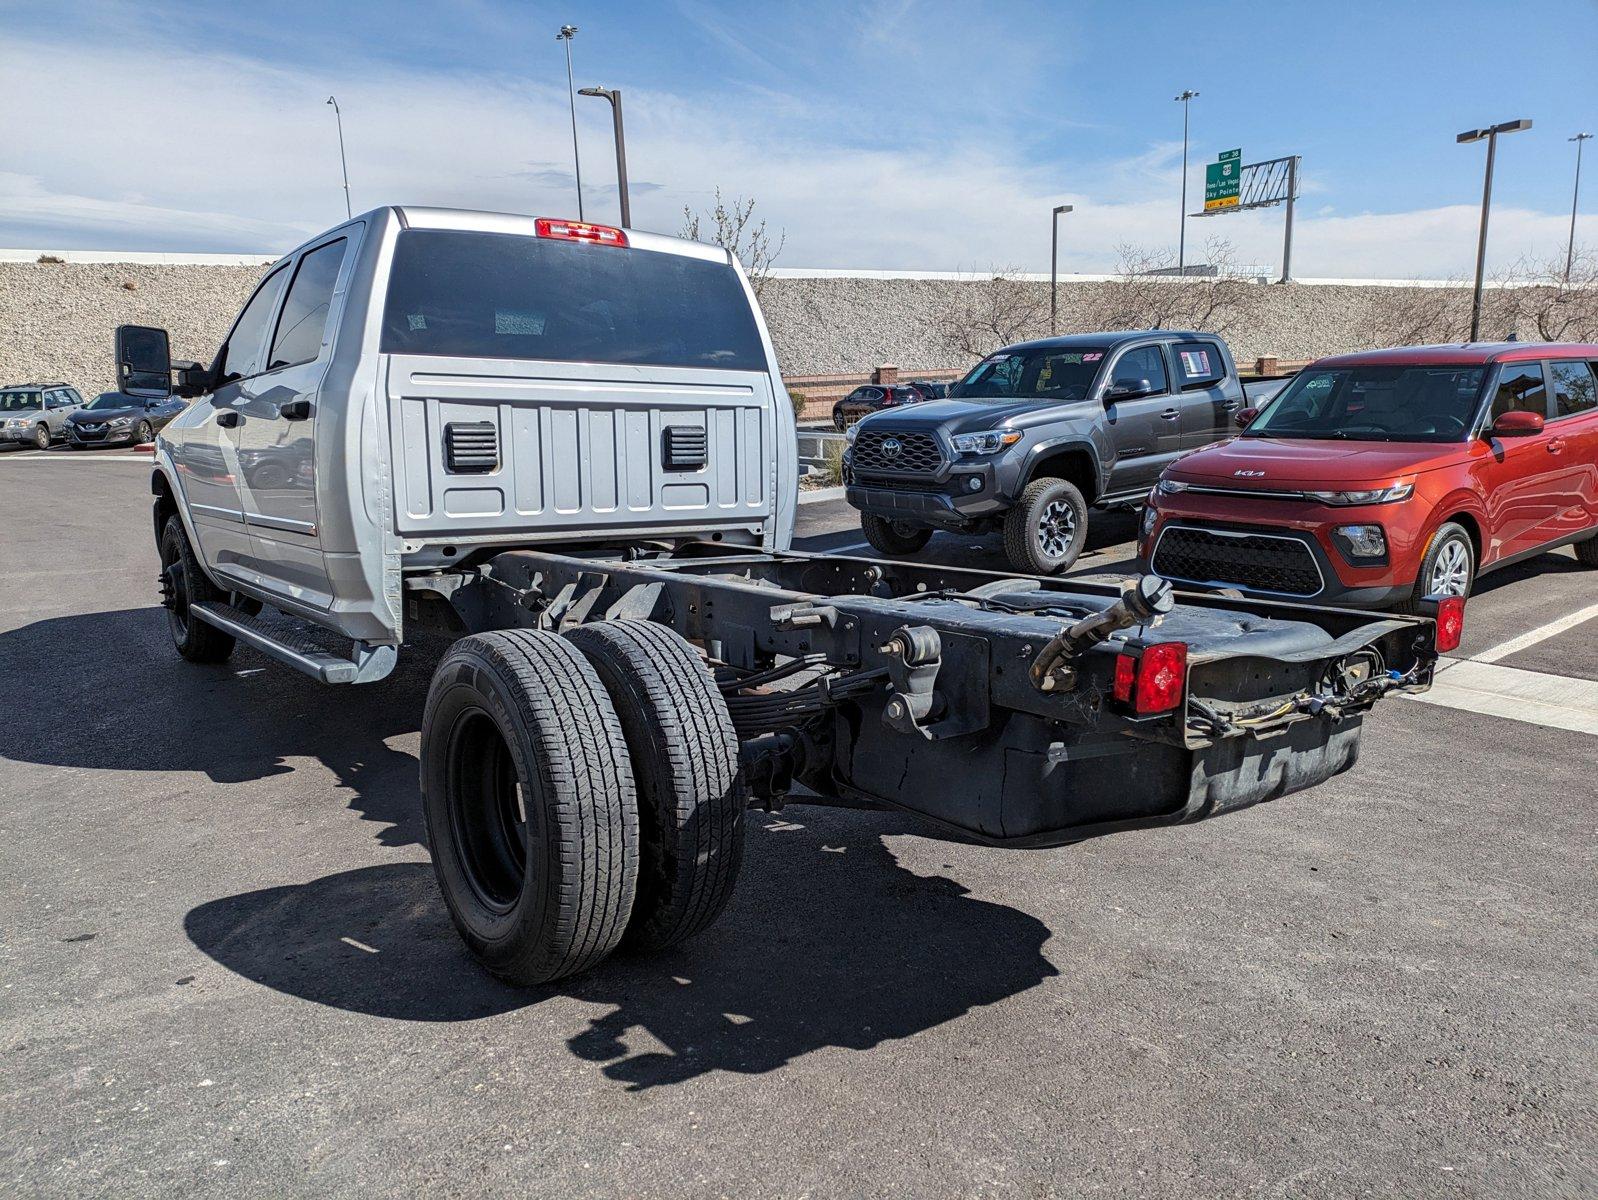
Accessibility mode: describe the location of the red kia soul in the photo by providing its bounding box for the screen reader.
[1139,343,1598,610]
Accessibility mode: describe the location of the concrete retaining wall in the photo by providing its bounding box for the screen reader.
[1,256,1473,401]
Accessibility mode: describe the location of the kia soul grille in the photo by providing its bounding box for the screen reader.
[1153,526,1323,597]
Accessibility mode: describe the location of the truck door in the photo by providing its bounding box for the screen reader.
[233,235,350,608]
[1170,339,1241,448]
[173,263,291,578]
[1101,342,1181,494]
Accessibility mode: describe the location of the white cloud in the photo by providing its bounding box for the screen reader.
[2,28,1592,278]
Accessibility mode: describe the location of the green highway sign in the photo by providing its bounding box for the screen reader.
[1205,148,1242,211]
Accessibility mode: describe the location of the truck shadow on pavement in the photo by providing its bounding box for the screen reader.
[183,814,1058,1090]
[0,607,1059,1089]
[0,607,441,848]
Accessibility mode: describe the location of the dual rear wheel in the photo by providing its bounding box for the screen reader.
[421,621,746,985]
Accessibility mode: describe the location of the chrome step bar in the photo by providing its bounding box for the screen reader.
[188,602,397,684]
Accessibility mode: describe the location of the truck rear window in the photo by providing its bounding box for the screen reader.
[379,229,767,371]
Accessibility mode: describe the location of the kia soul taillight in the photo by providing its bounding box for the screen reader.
[1111,641,1189,715]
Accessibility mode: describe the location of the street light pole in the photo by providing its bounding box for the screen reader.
[579,87,630,227]
[556,25,584,221]
[325,96,351,220]
[1457,119,1531,342]
[1174,90,1199,275]
[1050,204,1073,334]
[1567,132,1592,284]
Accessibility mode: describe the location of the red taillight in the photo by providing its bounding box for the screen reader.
[534,217,628,247]
[1112,654,1137,704]
[1112,641,1189,715]
[1434,596,1465,653]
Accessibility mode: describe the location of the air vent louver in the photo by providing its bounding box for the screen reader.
[444,421,498,474]
[662,425,708,471]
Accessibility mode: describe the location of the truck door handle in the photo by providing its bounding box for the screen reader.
[216,410,242,429]
[279,399,312,421]
[1159,408,1180,420]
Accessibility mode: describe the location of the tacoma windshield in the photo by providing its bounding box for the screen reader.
[1246,365,1487,442]
[953,348,1107,402]
[0,391,42,412]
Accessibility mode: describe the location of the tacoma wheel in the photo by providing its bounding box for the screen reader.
[1004,478,1089,575]
[158,514,235,663]
[421,629,639,985]
[1398,522,1475,614]
[860,513,933,556]
[566,620,745,951]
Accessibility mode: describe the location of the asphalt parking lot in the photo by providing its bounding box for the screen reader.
[2,449,1594,1198]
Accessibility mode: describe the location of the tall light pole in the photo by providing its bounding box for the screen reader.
[325,96,351,220]
[1457,118,1532,342]
[1174,90,1199,275]
[1050,204,1073,334]
[1567,132,1592,283]
[579,86,630,227]
[556,24,584,220]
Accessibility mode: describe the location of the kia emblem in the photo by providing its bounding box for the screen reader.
[1234,469,1265,477]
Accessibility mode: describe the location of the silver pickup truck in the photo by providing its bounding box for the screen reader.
[118,207,1453,985]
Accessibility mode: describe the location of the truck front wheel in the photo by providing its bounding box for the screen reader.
[1004,478,1089,575]
[860,513,933,556]
[566,621,746,951]
[421,629,640,985]
[158,515,235,663]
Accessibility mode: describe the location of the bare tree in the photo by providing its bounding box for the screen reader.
[1501,247,1598,342]
[923,267,1048,360]
[1091,238,1259,335]
[680,189,786,297]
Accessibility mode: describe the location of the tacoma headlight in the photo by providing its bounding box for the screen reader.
[1304,482,1413,506]
[844,422,859,443]
[108,416,133,429]
[950,430,1021,455]
[1157,478,1189,495]
[1333,524,1388,559]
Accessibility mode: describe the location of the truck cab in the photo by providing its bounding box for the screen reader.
[122,208,798,648]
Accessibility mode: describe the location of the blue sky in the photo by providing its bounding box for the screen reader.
[3,0,1595,275]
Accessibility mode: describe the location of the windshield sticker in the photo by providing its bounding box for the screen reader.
[1083,352,1103,362]
[1056,353,1084,365]
[495,309,547,336]
[1179,349,1212,377]
[406,313,427,331]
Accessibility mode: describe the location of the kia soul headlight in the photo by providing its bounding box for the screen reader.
[1304,482,1413,505]
[951,430,1021,455]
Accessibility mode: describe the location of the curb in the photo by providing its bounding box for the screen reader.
[798,486,846,505]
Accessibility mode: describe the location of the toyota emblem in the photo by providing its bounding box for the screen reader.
[882,437,902,460]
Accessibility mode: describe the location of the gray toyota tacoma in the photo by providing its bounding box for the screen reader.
[843,331,1246,573]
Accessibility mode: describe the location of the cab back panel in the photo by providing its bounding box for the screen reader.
[385,354,771,538]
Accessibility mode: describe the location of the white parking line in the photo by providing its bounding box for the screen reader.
[1410,659,1598,736]
[1471,602,1598,664]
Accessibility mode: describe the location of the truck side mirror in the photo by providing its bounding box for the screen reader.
[115,325,172,397]
[1234,406,1260,428]
[1489,410,1544,437]
[170,360,211,398]
[1106,378,1154,401]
